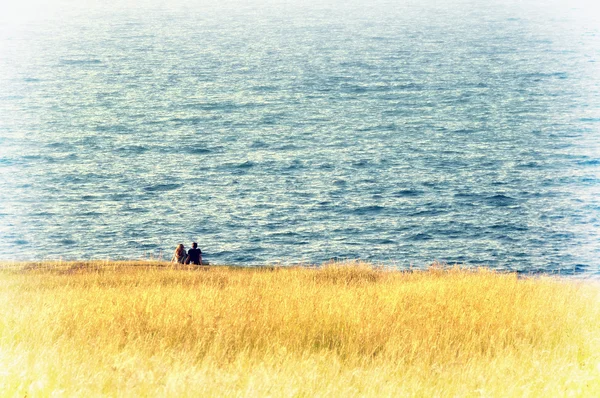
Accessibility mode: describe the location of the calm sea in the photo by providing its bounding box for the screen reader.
[1,0,599,274]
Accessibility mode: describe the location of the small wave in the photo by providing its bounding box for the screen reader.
[184,147,211,154]
[485,194,517,206]
[77,211,102,217]
[109,193,130,201]
[136,242,159,250]
[251,85,279,92]
[574,264,590,271]
[123,207,149,213]
[60,59,102,65]
[231,254,259,262]
[192,102,226,111]
[356,124,397,132]
[393,189,422,197]
[436,229,462,237]
[352,205,385,215]
[410,209,447,216]
[94,124,130,133]
[250,140,268,148]
[577,159,600,166]
[352,159,369,167]
[408,233,433,241]
[516,162,540,169]
[0,95,24,100]
[169,117,205,125]
[18,155,56,164]
[269,231,299,238]
[61,153,79,160]
[286,161,304,170]
[291,240,309,246]
[342,84,390,93]
[518,263,590,276]
[0,158,14,167]
[491,181,508,186]
[116,145,148,154]
[182,101,264,112]
[235,161,255,169]
[395,83,423,90]
[523,72,567,80]
[373,238,395,245]
[59,239,77,245]
[581,177,600,183]
[273,144,299,151]
[143,183,182,192]
[261,115,283,125]
[551,232,575,239]
[454,192,479,198]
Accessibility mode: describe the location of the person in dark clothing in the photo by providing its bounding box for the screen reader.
[186,242,203,265]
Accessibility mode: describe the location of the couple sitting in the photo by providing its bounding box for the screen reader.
[172,242,205,265]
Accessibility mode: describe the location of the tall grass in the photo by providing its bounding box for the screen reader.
[1,261,599,396]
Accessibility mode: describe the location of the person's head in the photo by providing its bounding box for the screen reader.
[175,244,184,254]
[192,242,198,249]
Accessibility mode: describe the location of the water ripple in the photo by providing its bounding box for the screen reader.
[0,0,598,274]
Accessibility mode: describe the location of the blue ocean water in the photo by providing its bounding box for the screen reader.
[0,0,599,274]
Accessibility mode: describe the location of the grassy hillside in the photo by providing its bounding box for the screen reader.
[1,261,599,396]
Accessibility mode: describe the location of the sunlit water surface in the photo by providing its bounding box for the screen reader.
[1,0,599,275]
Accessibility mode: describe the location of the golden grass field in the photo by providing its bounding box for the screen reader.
[1,260,599,397]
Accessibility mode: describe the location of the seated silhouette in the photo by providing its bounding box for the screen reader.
[186,242,207,265]
[172,244,186,264]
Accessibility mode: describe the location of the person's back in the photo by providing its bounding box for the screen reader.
[172,244,186,264]
[186,242,202,265]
